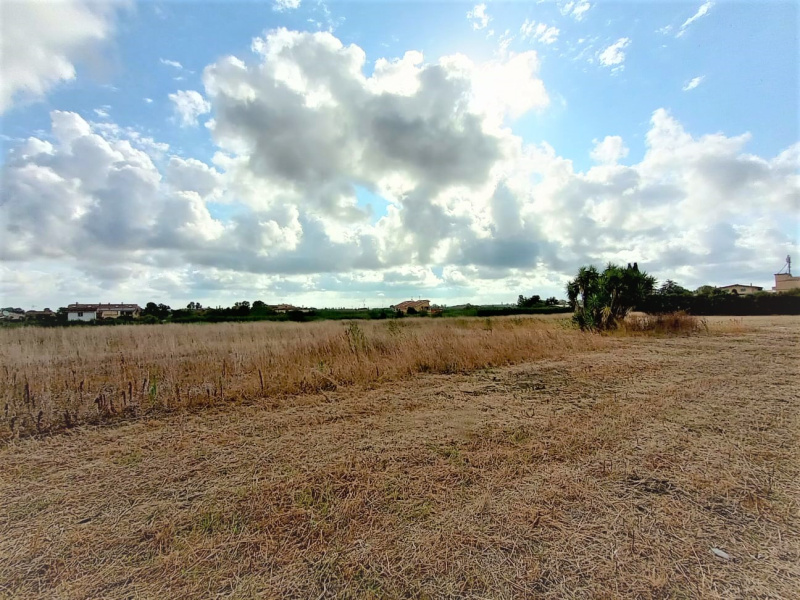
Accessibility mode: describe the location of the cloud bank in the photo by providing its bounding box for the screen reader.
[1,28,797,307]
[0,0,121,113]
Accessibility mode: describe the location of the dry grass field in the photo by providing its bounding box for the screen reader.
[1,316,607,439]
[1,315,798,598]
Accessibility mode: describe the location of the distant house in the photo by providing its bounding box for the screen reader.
[1,309,24,321]
[67,303,141,321]
[718,284,763,296]
[25,308,54,319]
[269,303,305,313]
[773,273,800,292]
[391,299,431,314]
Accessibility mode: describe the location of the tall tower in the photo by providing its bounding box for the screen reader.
[774,255,799,292]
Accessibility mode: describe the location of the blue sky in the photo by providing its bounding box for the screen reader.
[1,0,798,309]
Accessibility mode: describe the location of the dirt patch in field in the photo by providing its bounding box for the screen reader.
[1,317,798,599]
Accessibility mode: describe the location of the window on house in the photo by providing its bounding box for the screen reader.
[78,312,83,317]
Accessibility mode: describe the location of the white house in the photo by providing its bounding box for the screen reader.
[718,284,763,296]
[67,303,141,321]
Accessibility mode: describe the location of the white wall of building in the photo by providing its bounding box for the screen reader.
[67,311,97,321]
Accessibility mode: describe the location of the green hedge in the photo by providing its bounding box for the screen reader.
[638,293,800,315]
[475,306,572,317]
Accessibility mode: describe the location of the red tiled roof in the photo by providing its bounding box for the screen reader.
[718,285,762,290]
[393,300,430,310]
[67,303,141,311]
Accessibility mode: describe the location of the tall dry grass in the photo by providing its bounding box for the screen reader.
[1,316,606,439]
[619,311,708,335]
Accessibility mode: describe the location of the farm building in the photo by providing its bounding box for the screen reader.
[773,273,800,292]
[718,284,763,296]
[391,299,431,314]
[25,309,54,319]
[269,304,301,313]
[771,255,799,292]
[67,303,142,321]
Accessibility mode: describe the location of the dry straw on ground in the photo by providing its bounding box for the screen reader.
[1,316,606,438]
[0,316,797,598]
[618,311,708,335]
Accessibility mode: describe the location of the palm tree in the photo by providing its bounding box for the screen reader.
[566,263,656,331]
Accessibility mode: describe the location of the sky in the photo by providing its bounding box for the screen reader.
[1,0,798,310]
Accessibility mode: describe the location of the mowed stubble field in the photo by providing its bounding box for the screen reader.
[1,315,798,599]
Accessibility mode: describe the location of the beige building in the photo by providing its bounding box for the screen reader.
[67,303,141,321]
[718,284,763,296]
[773,273,800,292]
[392,299,431,314]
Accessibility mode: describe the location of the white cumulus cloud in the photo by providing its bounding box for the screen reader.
[168,90,211,127]
[1,29,797,308]
[467,4,491,30]
[683,75,705,91]
[598,38,631,67]
[590,136,629,164]
[520,20,560,45]
[273,0,301,11]
[0,0,121,113]
[160,58,183,69]
[560,0,592,21]
[678,2,714,37]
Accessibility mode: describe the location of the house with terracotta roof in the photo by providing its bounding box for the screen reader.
[67,303,141,321]
[718,284,763,296]
[269,303,299,313]
[391,299,431,314]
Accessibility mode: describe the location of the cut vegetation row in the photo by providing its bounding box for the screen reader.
[1,316,797,598]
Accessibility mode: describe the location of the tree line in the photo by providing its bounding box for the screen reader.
[7,268,800,330]
[563,263,800,331]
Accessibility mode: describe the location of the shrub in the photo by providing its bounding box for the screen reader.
[566,263,656,331]
[620,312,707,335]
[639,291,800,315]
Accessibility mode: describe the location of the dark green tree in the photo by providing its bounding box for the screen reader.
[658,280,691,295]
[695,285,725,296]
[517,294,542,308]
[566,263,656,331]
[233,301,251,316]
[143,302,171,320]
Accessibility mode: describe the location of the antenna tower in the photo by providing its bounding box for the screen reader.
[778,255,792,276]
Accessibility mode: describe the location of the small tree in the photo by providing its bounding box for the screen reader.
[566,263,656,331]
[142,302,171,320]
[658,280,691,295]
[517,294,542,308]
[233,301,251,316]
[695,285,725,296]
